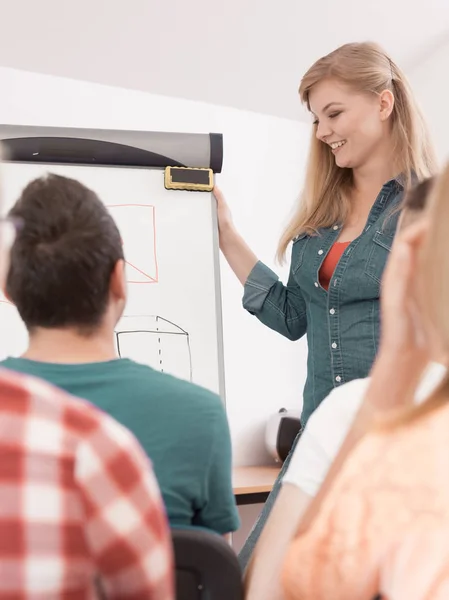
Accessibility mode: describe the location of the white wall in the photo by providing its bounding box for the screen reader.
[0,66,310,466]
[408,37,449,163]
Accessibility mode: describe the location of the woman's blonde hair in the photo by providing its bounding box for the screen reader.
[384,163,449,428]
[277,41,437,263]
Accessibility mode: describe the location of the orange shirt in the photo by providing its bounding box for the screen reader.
[281,401,449,599]
[319,242,350,290]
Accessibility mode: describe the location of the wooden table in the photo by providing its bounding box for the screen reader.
[233,465,281,506]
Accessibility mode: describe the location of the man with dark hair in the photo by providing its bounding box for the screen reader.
[0,166,174,594]
[7,174,125,334]
[2,173,239,536]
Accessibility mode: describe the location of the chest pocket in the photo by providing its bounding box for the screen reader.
[292,233,310,274]
[364,231,394,285]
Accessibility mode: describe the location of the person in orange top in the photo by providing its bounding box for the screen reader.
[281,162,449,600]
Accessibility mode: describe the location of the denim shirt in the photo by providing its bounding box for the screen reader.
[243,177,404,425]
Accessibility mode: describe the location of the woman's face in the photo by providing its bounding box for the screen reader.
[394,214,446,365]
[412,220,448,364]
[308,78,394,170]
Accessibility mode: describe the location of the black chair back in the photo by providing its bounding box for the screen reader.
[172,528,243,600]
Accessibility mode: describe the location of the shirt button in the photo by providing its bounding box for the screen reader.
[332,342,337,349]
[333,225,339,230]
[318,249,324,255]
[329,308,335,315]
[335,375,342,383]
[314,282,319,288]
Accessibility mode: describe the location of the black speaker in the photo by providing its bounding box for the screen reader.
[265,408,302,463]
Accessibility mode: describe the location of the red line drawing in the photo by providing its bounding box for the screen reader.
[107,204,159,284]
[125,260,157,283]
[0,204,159,293]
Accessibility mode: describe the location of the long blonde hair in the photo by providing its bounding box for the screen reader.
[387,163,449,428]
[277,41,437,263]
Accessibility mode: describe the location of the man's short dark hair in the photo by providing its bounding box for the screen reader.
[7,173,124,334]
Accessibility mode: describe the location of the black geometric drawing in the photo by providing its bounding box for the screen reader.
[115,315,192,382]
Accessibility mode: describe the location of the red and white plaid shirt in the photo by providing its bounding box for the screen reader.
[0,367,174,599]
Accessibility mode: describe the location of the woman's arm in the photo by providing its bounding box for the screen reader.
[214,187,258,285]
[244,484,311,600]
[219,225,259,286]
[215,187,307,341]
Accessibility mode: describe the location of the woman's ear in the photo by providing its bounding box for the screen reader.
[379,89,395,121]
[401,218,430,250]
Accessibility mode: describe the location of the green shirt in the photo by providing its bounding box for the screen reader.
[1,357,240,535]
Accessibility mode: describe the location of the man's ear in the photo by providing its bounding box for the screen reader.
[2,288,11,302]
[0,275,12,304]
[109,259,127,301]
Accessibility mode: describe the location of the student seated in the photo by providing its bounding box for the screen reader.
[2,173,239,537]
[0,167,173,597]
[278,163,449,598]
[0,369,174,598]
[245,176,446,599]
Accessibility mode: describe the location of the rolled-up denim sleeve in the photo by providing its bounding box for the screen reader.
[242,260,307,341]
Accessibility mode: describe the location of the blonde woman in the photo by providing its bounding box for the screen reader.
[245,177,446,600]
[218,40,436,569]
[280,161,449,599]
[217,40,435,426]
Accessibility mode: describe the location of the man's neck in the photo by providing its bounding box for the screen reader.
[22,327,118,364]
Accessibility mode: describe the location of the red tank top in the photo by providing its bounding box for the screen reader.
[319,241,350,291]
